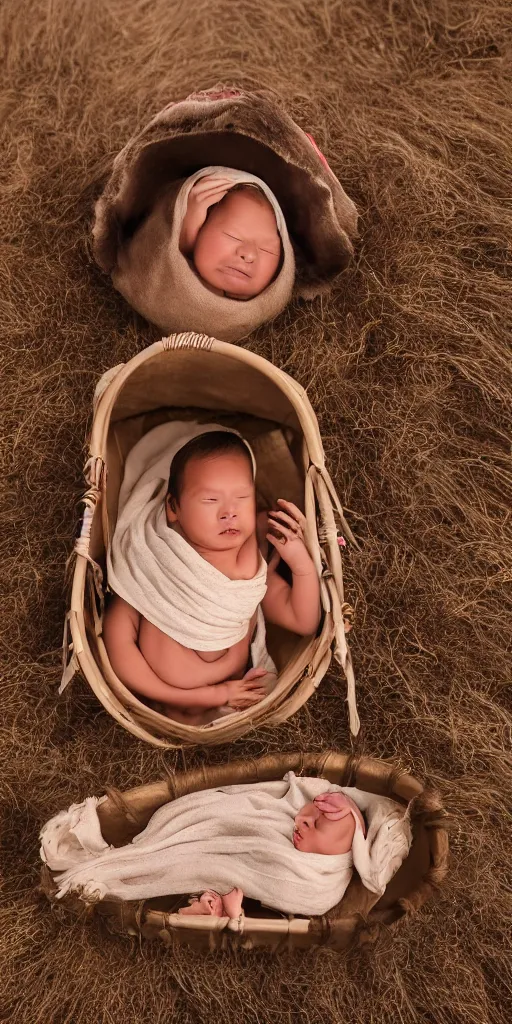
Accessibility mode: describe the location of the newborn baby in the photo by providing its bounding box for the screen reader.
[103,428,321,725]
[42,771,410,918]
[107,164,296,343]
[179,176,282,299]
[180,791,366,917]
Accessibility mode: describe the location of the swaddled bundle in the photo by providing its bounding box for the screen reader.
[106,420,275,675]
[111,165,295,343]
[40,773,412,916]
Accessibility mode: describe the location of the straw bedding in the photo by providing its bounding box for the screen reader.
[0,0,510,1021]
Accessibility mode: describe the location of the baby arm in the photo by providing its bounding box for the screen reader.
[103,596,267,710]
[103,596,228,709]
[179,174,233,255]
[262,500,321,636]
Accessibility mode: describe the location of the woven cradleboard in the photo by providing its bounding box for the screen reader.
[41,751,449,952]
[92,85,358,340]
[61,332,359,747]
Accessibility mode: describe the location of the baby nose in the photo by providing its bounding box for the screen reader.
[237,240,256,262]
[296,810,316,830]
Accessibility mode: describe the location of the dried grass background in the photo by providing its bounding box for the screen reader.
[1,0,511,1021]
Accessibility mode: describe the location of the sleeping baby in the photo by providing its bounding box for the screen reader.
[180,790,366,918]
[103,423,321,725]
[110,165,296,343]
[179,176,282,299]
[40,772,412,918]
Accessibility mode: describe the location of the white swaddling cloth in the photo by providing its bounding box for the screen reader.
[107,420,276,673]
[40,773,412,917]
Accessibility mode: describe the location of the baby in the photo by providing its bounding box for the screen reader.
[42,773,405,919]
[103,430,321,724]
[179,176,282,299]
[180,791,367,917]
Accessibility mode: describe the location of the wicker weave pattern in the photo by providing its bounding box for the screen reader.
[162,333,214,351]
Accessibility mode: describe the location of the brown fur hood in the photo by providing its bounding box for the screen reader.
[92,85,359,301]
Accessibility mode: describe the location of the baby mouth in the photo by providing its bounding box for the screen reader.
[220,527,240,535]
[223,265,251,278]
[293,827,302,847]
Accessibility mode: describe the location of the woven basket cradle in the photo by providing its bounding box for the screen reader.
[41,751,449,952]
[61,332,359,747]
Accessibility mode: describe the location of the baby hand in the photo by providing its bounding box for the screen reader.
[179,174,233,253]
[314,793,366,834]
[267,499,314,576]
[225,667,267,710]
[314,793,352,820]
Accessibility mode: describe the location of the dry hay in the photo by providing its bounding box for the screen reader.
[0,0,511,1021]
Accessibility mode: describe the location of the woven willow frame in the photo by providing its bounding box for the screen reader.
[41,751,449,952]
[61,333,359,747]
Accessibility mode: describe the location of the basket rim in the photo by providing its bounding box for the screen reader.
[90,334,325,467]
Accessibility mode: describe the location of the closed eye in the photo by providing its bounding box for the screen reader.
[224,233,242,241]
[260,248,279,256]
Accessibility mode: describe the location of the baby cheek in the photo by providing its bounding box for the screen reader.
[194,228,224,272]
[211,227,233,259]
[259,255,280,288]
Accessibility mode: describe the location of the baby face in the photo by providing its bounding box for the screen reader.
[293,800,356,856]
[193,190,281,299]
[166,451,256,552]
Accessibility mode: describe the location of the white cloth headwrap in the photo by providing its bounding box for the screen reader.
[107,421,274,659]
[40,773,412,917]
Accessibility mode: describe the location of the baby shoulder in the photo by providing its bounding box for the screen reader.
[104,594,141,630]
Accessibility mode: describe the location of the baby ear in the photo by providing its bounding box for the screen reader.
[165,493,179,522]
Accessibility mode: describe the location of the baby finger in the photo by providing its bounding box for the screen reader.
[267,522,296,542]
[243,667,268,680]
[200,187,231,202]
[277,497,305,512]
[266,530,290,547]
[277,498,306,519]
[269,510,302,533]
[195,174,233,187]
